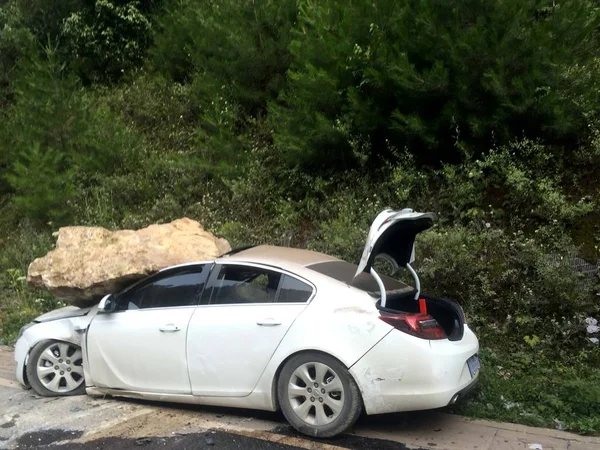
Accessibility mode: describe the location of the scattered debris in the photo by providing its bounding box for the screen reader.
[134,437,152,446]
[503,401,520,410]
[553,418,564,431]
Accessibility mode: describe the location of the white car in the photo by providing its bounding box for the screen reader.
[14,209,479,437]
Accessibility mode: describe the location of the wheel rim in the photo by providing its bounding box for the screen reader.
[35,342,84,393]
[287,362,345,426]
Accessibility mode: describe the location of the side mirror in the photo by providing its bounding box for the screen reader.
[97,294,115,313]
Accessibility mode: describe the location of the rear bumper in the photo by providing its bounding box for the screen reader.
[349,324,479,415]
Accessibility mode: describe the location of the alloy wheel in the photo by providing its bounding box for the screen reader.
[287,362,345,426]
[35,342,84,393]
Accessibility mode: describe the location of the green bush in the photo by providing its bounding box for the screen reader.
[0,0,34,110]
[62,0,153,82]
[453,350,600,434]
[0,221,63,344]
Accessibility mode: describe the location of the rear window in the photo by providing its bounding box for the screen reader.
[306,260,411,294]
[278,275,313,303]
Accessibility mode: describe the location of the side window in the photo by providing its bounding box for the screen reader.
[210,265,282,305]
[117,266,207,310]
[277,275,313,303]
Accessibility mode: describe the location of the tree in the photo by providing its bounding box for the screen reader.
[269,0,600,171]
[62,0,153,82]
[1,43,142,222]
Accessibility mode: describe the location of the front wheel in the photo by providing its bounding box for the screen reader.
[277,352,362,438]
[26,340,86,397]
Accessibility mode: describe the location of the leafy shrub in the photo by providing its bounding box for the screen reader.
[453,349,600,434]
[0,221,62,344]
[62,0,153,82]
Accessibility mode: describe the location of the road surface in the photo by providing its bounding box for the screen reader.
[1,346,598,450]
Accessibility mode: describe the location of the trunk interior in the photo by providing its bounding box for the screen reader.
[305,260,465,341]
[377,289,465,341]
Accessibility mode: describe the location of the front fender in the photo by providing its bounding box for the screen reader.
[16,316,93,387]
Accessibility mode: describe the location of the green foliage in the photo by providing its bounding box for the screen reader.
[452,350,600,434]
[0,221,63,344]
[6,143,76,222]
[62,0,153,82]
[152,0,296,113]
[151,0,298,175]
[0,43,144,222]
[270,0,600,170]
[16,0,81,43]
[0,0,34,109]
[102,73,198,152]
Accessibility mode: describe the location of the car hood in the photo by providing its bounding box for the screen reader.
[354,208,436,278]
[34,305,94,323]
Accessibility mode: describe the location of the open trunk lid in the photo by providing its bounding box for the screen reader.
[354,208,436,278]
[353,208,435,302]
[353,208,465,341]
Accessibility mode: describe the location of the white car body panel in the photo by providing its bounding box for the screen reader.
[14,313,93,386]
[86,306,196,393]
[187,303,307,397]
[350,324,479,414]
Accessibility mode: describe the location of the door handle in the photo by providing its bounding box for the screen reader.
[159,324,181,333]
[257,319,282,327]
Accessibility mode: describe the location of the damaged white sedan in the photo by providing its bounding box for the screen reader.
[15,209,479,438]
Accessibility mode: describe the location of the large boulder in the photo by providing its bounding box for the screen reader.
[27,218,231,306]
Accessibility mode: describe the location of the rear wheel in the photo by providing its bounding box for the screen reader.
[26,340,86,397]
[277,352,362,438]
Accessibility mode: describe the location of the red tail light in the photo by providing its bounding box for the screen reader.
[379,313,446,340]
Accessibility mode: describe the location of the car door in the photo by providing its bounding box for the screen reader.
[86,264,211,394]
[187,263,313,397]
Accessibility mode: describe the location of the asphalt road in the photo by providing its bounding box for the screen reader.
[13,428,419,450]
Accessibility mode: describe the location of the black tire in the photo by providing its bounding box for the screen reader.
[277,352,363,438]
[26,339,86,397]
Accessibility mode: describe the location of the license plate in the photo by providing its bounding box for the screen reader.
[467,354,480,378]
